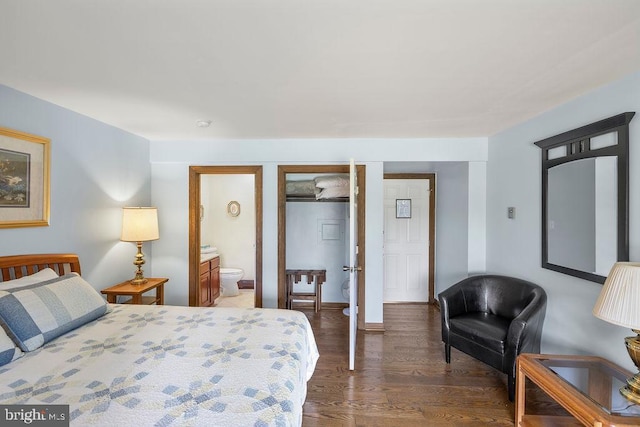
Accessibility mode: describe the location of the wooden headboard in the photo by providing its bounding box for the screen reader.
[0,253,81,282]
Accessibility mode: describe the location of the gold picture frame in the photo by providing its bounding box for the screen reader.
[0,127,50,228]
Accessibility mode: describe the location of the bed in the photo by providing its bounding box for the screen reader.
[0,254,319,426]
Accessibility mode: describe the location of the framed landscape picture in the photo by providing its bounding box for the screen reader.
[0,127,50,228]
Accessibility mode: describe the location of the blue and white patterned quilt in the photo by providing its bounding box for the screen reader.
[0,304,319,426]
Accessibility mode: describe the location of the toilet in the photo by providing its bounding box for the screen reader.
[220,268,243,297]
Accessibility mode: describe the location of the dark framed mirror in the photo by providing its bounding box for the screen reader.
[534,112,635,283]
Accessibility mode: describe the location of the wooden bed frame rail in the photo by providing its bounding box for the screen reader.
[0,253,81,282]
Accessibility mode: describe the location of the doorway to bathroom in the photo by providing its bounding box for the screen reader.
[188,166,263,308]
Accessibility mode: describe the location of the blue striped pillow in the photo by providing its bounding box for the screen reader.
[0,268,58,290]
[0,328,22,366]
[0,274,108,352]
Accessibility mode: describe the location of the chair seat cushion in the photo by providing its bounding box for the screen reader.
[449,312,510,353]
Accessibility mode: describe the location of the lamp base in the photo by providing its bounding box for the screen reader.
[621,374,640,405]
[621,332,640,404]
[130,277,148,285]
[130,241,147,285]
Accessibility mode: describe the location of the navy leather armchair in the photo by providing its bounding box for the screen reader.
[439,275,547,401]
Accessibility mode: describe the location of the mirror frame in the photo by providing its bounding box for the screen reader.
[534,112,635,283]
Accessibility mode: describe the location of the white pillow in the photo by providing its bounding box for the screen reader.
[314,175,350,188]
[0,268,59,290]
[316,186,349,199]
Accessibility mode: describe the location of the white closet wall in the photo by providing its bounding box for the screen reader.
[285,201,349,303]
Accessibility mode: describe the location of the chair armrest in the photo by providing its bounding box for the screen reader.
[504,290,547,371]
[439,277,483,342]
[438,286,468,319]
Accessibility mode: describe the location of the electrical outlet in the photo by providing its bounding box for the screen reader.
[508,207,515,219]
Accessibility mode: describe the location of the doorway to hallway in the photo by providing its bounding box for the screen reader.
[383,174,436,303]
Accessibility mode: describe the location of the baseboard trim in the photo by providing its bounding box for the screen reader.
[364,322,385,332]
[383,301,430,305]
[289,301,348,311]
[322,302,348,310]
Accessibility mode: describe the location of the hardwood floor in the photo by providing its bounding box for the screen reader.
[301,304,565,426]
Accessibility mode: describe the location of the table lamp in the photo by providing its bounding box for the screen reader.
[120,207,159,285]
[593,262,640,404]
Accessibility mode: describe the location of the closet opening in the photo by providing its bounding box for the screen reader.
[277,164,366,330]
[188,166,263,308]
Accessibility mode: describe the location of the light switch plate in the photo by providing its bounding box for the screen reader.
[508,207,515,219]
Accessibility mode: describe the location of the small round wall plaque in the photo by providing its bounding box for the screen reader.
[227,201,240,217]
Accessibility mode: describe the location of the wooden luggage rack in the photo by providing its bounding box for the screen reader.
[286,269,326,312]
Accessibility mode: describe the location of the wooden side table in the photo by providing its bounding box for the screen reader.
[101,278,168,305]
[516,353,640,427]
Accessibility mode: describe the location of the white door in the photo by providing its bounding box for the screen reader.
[383,179,430,302]
[347,159,358,370]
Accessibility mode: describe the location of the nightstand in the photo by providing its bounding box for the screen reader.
[101,278,168,305]
[516,353,640,426]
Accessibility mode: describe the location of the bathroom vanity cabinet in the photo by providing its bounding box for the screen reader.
[199,256,220,306]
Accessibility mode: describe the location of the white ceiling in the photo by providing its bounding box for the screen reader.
[1,0,639,141]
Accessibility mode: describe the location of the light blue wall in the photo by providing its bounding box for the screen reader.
[431,162,470,295]
[0,85,151,290]
[486,71,640,370]
[150,139,488,324]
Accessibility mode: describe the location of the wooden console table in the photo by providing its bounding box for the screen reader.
[516,353,640,427]
[285,269,326,312]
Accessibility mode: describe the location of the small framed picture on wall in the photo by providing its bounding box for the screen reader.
[396,199,411,218]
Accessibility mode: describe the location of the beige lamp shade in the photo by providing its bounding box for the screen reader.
[121,207,159,242]
[593,262,640,330]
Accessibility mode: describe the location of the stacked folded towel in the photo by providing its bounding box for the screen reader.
[201,245,217,254]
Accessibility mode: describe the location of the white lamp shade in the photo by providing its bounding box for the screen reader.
[593,262,640,330]
[121,207,159,242]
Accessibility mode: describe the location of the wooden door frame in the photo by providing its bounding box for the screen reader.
[278,164,366,330]
[383,173,436,304]
[188,165,263,307]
